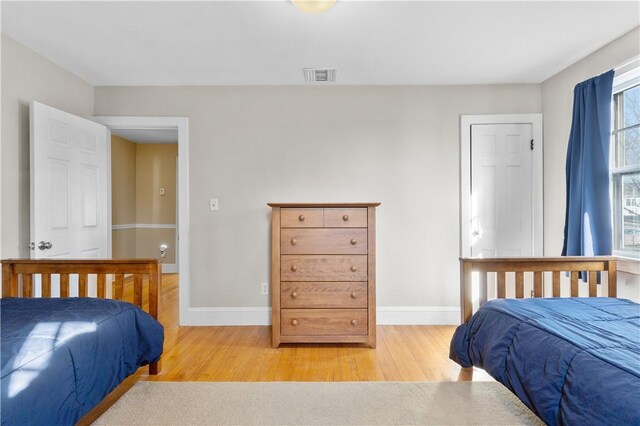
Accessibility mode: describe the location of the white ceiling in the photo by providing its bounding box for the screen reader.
[111,128,179,144]
[2,1,639,86]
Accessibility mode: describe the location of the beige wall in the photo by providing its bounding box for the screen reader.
[135,143,177,264]
[111,135,137,225]
[95,85,542,308]
[111,135,138,260]
[135,143,177,225]
[541,27,640,299]
[1,34,94,258]
[111,136,177,263]
[112,229,137,259]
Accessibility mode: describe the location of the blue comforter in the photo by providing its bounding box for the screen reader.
[450,298,640,425]
[1,297,163,425]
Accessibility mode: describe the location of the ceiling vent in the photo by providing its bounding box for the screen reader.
[304,68,337,83]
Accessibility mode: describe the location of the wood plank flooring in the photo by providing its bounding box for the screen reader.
[132,274,491,382]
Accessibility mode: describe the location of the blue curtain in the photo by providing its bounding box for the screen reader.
[562,70,615,258]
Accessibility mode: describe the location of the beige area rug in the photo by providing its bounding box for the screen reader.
[94,381,543,425]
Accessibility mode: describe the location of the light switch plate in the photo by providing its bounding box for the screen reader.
[160,187,165,196]
[209,198,219,211]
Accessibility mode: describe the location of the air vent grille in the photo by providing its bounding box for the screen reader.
[304,68,337,83]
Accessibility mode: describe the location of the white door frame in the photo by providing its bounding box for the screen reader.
[460,114,543,258]
[94,116,190,324]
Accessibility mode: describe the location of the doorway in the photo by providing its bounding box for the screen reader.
[460,114,543,258]
[95,116,190,325]
[110,129,178,273]
[30,106,190,314]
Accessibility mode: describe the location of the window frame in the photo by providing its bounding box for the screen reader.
[611,57,640,260]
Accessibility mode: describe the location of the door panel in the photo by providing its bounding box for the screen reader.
[31,102,108,265]
[471,124,533,258]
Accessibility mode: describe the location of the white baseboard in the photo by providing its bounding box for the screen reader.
[162,263,178,273]
[180,306,460,326]
[183,307,271,326]
[376,306,460,325]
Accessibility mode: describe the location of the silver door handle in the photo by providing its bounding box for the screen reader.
[38,241,52,250]
[472,230,480,236]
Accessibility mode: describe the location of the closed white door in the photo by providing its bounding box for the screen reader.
[471,124,533,257]
[30,101,108,261]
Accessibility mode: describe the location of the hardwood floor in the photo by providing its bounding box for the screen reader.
[136,274,491,382]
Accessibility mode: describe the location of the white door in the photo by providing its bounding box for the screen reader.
[470,123,533,257]
[30,102,108,261]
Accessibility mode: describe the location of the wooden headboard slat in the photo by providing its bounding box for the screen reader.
[1,259,161,320]
[460,257,618,323]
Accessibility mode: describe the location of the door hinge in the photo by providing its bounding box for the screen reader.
[530,139,534,151]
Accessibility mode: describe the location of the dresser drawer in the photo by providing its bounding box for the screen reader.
[281,255,367,281]
[281,228,367,255]
[281,208,323,228]
[324,208,367,227]
[281,282,367,309]
[281,309,368,336]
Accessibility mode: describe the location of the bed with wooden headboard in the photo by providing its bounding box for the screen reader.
[450,256,639,426]
[1,259,164,426]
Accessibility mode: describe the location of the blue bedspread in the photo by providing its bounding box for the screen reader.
[1,297,163,425]
[450,298,640,425]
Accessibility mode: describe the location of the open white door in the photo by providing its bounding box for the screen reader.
[30,102,109,261]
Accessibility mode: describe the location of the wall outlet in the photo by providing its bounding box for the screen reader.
[160,187,165,196]
[209,198,219,211]
[261,282,269,295]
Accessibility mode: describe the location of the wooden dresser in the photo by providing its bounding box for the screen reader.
[268,203,380,348]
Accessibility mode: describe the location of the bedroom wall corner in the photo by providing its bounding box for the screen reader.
[1,34,95,259]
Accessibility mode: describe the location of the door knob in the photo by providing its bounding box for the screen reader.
[38,241,52,250]
[472,230,480,236]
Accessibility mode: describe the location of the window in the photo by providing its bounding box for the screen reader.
[612,59,640,258]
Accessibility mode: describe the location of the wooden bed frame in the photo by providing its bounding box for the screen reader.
[460,256,618,323]
[1,258,163,425]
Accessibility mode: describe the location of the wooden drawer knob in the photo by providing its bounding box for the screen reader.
[291,238,297,246]
[290,265,298,272]
[351,292,357,299]
[342,214,349,221]
[351,319,358,326]
[350,265,358,272]
[298,214,305,222]
[291,292,298,299]
[350,239,357,245]
[291,319,298,326]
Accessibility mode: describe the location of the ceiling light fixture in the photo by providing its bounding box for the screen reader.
[291,0,337,14]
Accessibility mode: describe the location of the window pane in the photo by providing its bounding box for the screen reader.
[619,173,640,253]
[623,85,640,128]
[616,127,640,167]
